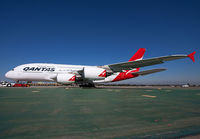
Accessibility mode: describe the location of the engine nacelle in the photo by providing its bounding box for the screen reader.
[84,67,106,80]
[56,74,75,84]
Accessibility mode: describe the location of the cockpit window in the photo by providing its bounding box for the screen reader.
[11,69,14,71]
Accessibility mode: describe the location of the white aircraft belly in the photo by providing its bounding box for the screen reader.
[16,72,56,81]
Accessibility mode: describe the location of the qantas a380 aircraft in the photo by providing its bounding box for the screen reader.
[5,48,196,87]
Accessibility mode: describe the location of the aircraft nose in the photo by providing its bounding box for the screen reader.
[5,71,12,79]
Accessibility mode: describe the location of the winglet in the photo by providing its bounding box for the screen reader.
[187,51,196,62]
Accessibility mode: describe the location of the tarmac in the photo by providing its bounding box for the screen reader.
[0,87,200,138]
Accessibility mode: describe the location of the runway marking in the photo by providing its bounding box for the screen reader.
[142,95,157,98]
[165,90,171,92]
[145,90,153,92]
[115,90,121,92]
[32,91,40,93]
[108,89,114,91]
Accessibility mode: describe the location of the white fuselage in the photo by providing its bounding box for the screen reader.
[5,63,115,83]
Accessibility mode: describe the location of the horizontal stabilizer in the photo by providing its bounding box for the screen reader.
[132,68,166,76]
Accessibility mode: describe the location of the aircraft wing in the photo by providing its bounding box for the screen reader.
[105,52,195,72]
[132,68,166,76]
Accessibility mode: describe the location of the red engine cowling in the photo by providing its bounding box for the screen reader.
[84,67,106,80]
[56,74,76,84]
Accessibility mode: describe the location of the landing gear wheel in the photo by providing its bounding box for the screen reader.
[7,83,11,87]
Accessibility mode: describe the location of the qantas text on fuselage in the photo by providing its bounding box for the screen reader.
[23,67,55,72]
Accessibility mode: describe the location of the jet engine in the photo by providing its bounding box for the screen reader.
[56,73,76,84]
[84,67,106,80]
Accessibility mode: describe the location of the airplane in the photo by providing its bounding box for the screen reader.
[5,48,196,87]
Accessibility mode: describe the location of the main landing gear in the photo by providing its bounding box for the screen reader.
[79,83,96,88]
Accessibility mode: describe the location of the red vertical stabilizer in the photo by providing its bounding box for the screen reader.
[128,48,146,62]
[128,48,146,72]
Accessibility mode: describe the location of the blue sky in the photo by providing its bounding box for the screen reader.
[0,0,199,84]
